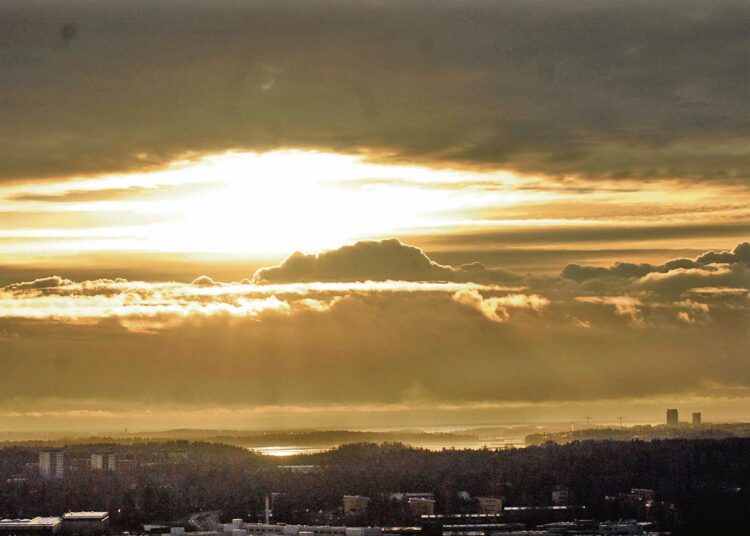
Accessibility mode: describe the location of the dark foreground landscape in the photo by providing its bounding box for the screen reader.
[1,438,749,535]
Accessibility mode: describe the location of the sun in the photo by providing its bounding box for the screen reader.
[144,150,522,256]
[0,149,542,260]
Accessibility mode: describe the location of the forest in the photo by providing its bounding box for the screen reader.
[0,439,748,535]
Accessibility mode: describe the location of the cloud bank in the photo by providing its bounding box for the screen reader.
[0,239,747,417]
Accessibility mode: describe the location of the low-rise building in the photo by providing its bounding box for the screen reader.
[343,495,370,517]
[60,512,109,536]
[476,496,503,514]
[0,517,61,535]
[408,497,436,517]
[551,486,569,506]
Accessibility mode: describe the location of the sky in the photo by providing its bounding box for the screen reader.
[0,0,748,430]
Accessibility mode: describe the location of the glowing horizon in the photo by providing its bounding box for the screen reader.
[0,150,746,262]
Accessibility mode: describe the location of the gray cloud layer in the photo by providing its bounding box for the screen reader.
[2,0,748,183]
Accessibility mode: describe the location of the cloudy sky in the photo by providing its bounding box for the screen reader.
[0,0,748,430]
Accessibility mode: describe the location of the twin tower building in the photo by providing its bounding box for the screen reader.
[667,409,702,427]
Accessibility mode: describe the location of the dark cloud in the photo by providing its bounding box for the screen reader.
[426,248,707,275]
[416,222,750,248]
[253,238,520,283]
[696,241,750,265]
[634,262,750,296]
[562,241,750,282]
[1,0,748,183]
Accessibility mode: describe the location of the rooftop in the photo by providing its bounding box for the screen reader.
[0,517,62,528]
[62,512,109,521]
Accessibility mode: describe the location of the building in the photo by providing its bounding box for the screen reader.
[0,517,61,535]
[551,486,569,506]
[408,497,436,517]
[387,493,436,518]
[242,524,380,536]
[117,458,137,471]
[343,495,370,517]
[419,514,518,536]
[60,512,109,536]
[39,450,65,479]
[599,520,654,535]
[692,412,702,426]
[610,488,658,522]
[629,488,656,501]
[388,492,434,502]
[90,453,117,471]
[90,454,104,470]
[142,525,169,534]
[476,496,503,514]
[666,409,678,427]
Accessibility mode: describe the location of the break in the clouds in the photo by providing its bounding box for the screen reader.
[1,0,749,184]
[0,240,748,422]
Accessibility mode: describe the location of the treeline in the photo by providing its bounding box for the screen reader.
[0,439,748,535]
[210,431,478,448]
[0,430,483,450]
[526,423,750,445]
